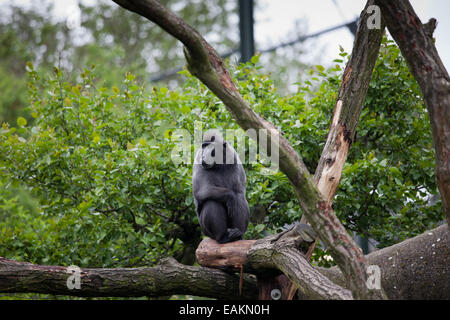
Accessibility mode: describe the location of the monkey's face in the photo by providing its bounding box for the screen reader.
[201,140,227,169]
[200,130,236,169]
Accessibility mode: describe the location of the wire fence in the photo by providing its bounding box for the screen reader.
[150,18,358,82]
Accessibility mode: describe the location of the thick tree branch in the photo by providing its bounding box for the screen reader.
[1,226,446,299]
[317,224,449,299]
[375,0,450,225]
[196,225,352,300]
[299,0,385,241]
[247,228,353,300]
[0,257,257,299]
[311,1,386,203]
[293,0,387,299]
[196,224,448,300]
[291,0,386,299]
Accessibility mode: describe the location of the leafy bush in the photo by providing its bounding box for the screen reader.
[0,37,442,269]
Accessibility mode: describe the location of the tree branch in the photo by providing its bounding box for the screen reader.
[0,257,257,299]
[1,225,446,299]
[196,224,448,299]
[375,0,450,225]
[196,225,352,300]
[293,0,386,298]
[311,0,386,203]
[247,227,353,300]
[111,0,309,199]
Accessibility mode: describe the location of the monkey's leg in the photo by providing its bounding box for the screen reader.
[199,200,228,243]
[200,201,243,243]
[227,193,249,237]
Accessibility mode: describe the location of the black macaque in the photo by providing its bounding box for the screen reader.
[192,130,249,243]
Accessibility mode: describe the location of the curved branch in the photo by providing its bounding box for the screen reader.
[111,0,309,198]
[247,231,353,300]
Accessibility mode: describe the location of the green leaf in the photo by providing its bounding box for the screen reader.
[251,54,260,64]
[17,117,27,127]
[180,105,190,114]
[255,224,265,232]
[135,217,146,226]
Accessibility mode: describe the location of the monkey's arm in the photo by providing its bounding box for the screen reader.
[194,186,234,202]
[194,185,235,212]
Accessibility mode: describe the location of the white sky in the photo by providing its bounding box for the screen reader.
[1,0,449,70]
[255,0,450,70]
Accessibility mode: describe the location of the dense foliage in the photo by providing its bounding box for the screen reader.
[0,0,238,124]
[0,38,443,271]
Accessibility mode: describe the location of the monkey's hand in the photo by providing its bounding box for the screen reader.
[226,191,246,219]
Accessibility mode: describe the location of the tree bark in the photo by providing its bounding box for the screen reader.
[196,238,256,272]
[294,1,386,297]
[317,223,449,299]
[0,256,257,299]
[247,227,353,300]
[375,0,450,225]
[196,224,352,300]
[311,0,385,204]
[196,224,448,300]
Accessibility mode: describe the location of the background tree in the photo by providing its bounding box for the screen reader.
[0,0,239,124]
[0,0,447,300]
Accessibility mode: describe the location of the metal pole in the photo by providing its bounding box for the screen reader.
[239,0,255,63]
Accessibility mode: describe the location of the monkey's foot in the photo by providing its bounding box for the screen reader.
[216,228,243,243]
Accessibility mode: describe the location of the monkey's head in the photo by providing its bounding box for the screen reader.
[201,130,234,169]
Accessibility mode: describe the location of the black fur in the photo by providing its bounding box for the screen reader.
[192,130,249,243]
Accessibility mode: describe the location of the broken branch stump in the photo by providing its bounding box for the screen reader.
[195,224,352,300]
